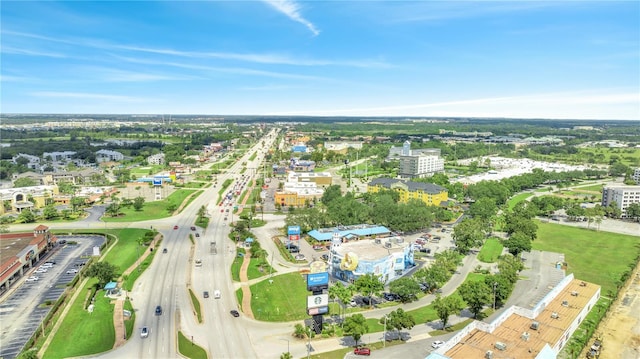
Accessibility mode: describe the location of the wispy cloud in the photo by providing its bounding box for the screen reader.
[262,0,319,36]
[271,89,640,118]
[82,66,192,82]
[1,46,67,58]
[31,91,148,102]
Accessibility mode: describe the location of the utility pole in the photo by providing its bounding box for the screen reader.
[493,282,498,310]
[383,315,387,348]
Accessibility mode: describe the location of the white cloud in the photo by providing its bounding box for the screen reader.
[1,46,67,58]
[262,0,320,36]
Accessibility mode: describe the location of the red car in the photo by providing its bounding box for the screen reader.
[354,347,370,356]
[173,225,178,230]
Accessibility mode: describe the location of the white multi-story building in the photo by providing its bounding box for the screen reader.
[95,149,124,163]
[43,151,76,162]
[147,153,165,165]
[399,152,444,178]
[11,154,41,170]
[602,185,640,218]
[632,168,640,185]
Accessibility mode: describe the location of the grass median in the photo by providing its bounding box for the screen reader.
[178,331,208,359]
[477,237,503,263]
[104,189,197,222]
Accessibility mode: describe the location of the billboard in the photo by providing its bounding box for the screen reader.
[288,234,300,241]
[152,178,163,186]
[307,306,329,315]
[307,272,329,291]
[307,294,329,309]
[287,225,301,235]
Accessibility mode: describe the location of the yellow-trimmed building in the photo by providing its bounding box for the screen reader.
[367,178,448,206]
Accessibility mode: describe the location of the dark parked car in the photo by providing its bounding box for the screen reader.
[354,347,371,356]
[203,291,209,298]
[155,306,163,316]
[230,310,240,317]
[163,248,168,253]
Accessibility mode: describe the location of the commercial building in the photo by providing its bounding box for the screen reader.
[427,274,600,359]
[307,224,391,242]
[42,168,102,186]
[368,178,448,207]
[324,141,363,154]
[0,225,58,295]
[327,231,415,284]
[274,173,326,207]
[601,185,640,218]
[399,153,445,178]
[286,171,332,187]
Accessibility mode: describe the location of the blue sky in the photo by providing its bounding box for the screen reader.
[1,1,638,119]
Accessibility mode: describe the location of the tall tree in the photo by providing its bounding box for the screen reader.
[381,308,415,339]
[503,232,532,258]
[433,295,464,330]
[343,314,369,347]
[85,262,119,287]
[459,280,492,318]
[354,273,384,308]
[452,218,485,253]
[18,209,36,223]
[388,277,421,303]
[133,196,146,211]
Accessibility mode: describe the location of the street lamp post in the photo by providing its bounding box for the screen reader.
[279,338,290,355]
[493,282,498,310]
[383,315,387,348]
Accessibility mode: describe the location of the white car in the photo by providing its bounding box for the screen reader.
[66,269,79,274]
[140,326,149,338]
[26,276,39,282]
[431,340,445,349]
[35,268,48,273]
[214,290,221,299]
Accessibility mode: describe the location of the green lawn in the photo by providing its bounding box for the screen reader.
[572,183,605,192]
[178,331,208,359]
[507,192,533,210]
[533,221,640,294]
[104,189,197,222]
[44,280,115,358]
[231,248,246,282]
[102,228,155,275]
[188,288,203,323]
[250,272,309,321]
[247,257,276,280]
[477,238,503,263]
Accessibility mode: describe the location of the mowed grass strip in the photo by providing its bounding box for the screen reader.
[45,279,115,358]
[507,192,533,210]
[178,331,208,359]
[478,238,503,263]
[104,189,197,222]
[533,221,640,294]
[250,272,309,321]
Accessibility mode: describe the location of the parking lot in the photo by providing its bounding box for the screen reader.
[0,235,104,359]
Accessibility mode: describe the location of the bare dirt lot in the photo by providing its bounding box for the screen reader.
[594,261,640,359]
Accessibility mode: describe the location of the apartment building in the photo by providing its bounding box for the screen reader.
[95,149,124,163]
[367,178,448,206]
[602,185,640,218]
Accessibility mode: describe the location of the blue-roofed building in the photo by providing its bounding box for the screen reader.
[292,144,308,153]
[307,224,391,242]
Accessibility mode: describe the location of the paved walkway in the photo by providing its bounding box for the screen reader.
[239,248,255,319]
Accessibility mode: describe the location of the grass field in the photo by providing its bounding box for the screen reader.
[572,183,605,192]
[104,189,197,222]
[507,192,533,210]
[533,221,640,294]
[477,238,503,263]
[45,279,115,358]
[246,257,275,280]
[102,228,154,275]
[250,272,309,321]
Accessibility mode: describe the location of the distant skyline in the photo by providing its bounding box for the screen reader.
[1,1,638,120]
